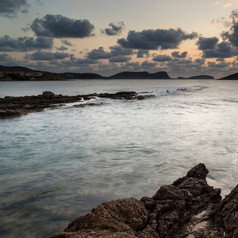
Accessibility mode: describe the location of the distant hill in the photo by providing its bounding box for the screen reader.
[110,71,170,79]
[0,65,219,80]
[0,65,44,73]
[177,75,214,79]
[219,73,238,80]
[59,72,104,79]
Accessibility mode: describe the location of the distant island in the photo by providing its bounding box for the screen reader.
[177,75,214,79]
[0,64,236,81]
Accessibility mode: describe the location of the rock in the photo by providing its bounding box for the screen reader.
[42,91,55,98]
[51,163,238,238]
[0,91,152,119]
[214,185,238,237]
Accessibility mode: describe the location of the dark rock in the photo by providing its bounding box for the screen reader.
[42,91,55,98]
[51,163,238,238]
[214,185,238,237]
[56,198,148,238]
[0,91,152,119]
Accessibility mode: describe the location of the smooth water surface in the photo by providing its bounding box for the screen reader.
[0,79,238,237]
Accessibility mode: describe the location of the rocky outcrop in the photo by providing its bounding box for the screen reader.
[51,163,238,238]
[0,91,153,118]
[219,72,238,80]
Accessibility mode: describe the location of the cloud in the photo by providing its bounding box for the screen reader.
[109,56,131,62]
[109,45,133,56]
[87,47,111,60]
[153,54,172,62]
[0,0,29,18]
[25,51,69,61]
[141,61,157,67]
[0,35,53,52]
[197,37,236,58]
[31,14,94,38]
[101,22,125,36]
[118,28,197,50]
[0,53,19,66]
[223,2,232,8]
[197,37,219,50]
[222,22,238,47]
[171,51,188,58]
[72,58,98,65]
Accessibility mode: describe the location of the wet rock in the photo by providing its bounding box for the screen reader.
[51,163,238,238]
[0,91,152,119]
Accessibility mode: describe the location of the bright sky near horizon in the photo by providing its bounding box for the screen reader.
[0,0,238,77]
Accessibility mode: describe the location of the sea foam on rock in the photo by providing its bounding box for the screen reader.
[51,163,238,238]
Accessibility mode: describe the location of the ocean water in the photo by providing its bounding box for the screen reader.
[0,79,238,237]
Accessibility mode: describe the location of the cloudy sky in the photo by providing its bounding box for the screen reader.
[0,0,238,78]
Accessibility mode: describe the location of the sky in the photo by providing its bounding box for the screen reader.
[0,0,238,78]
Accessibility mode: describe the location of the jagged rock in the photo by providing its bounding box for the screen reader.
[214,185,238,237]
[51,163,238,238]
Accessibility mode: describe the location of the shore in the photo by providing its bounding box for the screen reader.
[50,163,238,238]
[0,91,153,119]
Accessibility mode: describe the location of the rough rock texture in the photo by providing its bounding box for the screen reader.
[0,91,153,118]
[51,163,238,238]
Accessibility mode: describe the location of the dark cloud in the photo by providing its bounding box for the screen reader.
[211,10,238,48]
[153,54,172,62]
[0,35,53,52]
[25,51,69,61]
[31,14,94,38]
[222,23,238,47]
[0,0,29,18]
[197,37,237,58]
[87,47,111,60]
[109,56,131,62]
[171,51,187,58]
[118,28,197,50]
[101,22,125,36]
[109,45,133,56]
[197,37,219,50]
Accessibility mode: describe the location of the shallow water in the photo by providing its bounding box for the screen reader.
[0,79,238,237]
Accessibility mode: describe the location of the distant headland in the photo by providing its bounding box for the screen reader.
[0,64,237,81]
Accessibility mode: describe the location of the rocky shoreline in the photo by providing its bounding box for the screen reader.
[0,91,153,119]
[51,164,238,238]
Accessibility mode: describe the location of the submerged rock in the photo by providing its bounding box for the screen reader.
[51,163,238,238]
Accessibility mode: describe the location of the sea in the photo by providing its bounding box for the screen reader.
[0,79,238,237]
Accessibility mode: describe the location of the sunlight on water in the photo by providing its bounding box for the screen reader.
[0,79,238,237]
